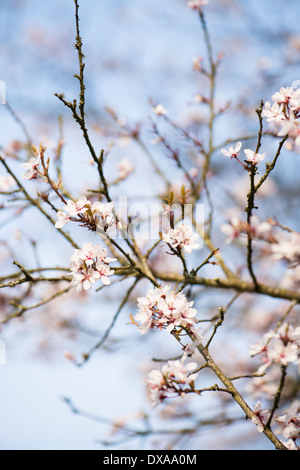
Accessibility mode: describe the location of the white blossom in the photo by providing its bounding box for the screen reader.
[117,157,134,179]
[266,339,299,366]
[55,210,70,229]
[221,216,244,244]
[21,155,40,180]
[262,85,300,147]
[151,104,168,116]
[192,56,204,72]
[262,101,284,122]
[221,215,271,245]
[275,401,300,440]
[272,86,295,105]
[135,285,197,334]
[70,243,116,292]
[244,149,265,165]
[55,196,91,228]
[163,223,199,253]
[63,196,91,217]
[55,197,120,232]
[249,322,300,373]
[221,142,242,159]
[187,0,209,10]
[92,201,121,231]
[146,358,199,407]
[271,232,300,267]
[281,439,298,450]
[251,401,270,432]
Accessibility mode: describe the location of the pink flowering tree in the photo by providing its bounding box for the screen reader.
[1,0,300,451]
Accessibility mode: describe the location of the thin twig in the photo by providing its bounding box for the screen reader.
[76,277,141,366]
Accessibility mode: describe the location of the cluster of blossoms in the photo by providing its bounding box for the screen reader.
[163,223,200,253]
[251,400,300,449]
[249,322,300,374]
[271,231,300,268]
[117,157,134,180]
[70,242,116,292]
[251,401,271,433]
[221,141,265,166]
[55,196,120,233]
[246,368,280,400]
[146,358,199,407]
[135,285,197,334]
[21,148,41,180]
[275,401,300,450]
[221,215,271,244]
[151,103,168,116]
[262,86,300,146]
[192,56,204,73]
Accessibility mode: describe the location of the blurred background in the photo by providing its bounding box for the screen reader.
[0,0,300,450]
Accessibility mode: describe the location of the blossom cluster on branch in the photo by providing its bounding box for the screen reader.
[70,242,116,291]
[262,86,300,147]
[146,359,199,408]
[135,285,198,334]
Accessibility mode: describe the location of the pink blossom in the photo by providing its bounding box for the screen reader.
[92,201,114,218]
[266,339,299,366]
[262,85,300,147]
[95,262,115,285]
[221,216,244,244]
[249,216,271,239]
[161,359,198,384]
[146,369,166,407]
[249,322,300,373]
[221,215,270,244]
[289,88,300,113]
[55,211,70,229]
[117,157,134,179]
[63,196,91,217]
[151,104,167,116]
[276,323,300,344]
[246,369,279,399]
[146,358,199,407]
[70,243,116,292]
[278,114,300,145]
[251,401,270,432]
[271,232,300,267]
[276,401,300,440]
[249,331,275,357]
[281,439,298,450]
[135,285,197,334]
[272,86,294,106]
[92,201,120,231]
[221,142,242,159]
[163,223,199,253]
[55,196,91,228]
[261,101,284,122]
[71,267,101,292]
[55,197,120,232]
[187,0,209,10]
[244,149,265,165]
[21,155,40,180]
[192,56,204,72]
